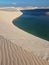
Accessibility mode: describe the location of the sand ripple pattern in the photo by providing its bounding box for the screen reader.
[0,35,49,65]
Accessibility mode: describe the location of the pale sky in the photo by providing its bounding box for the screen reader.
[0,0,49,7]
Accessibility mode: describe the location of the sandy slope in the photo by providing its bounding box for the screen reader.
[0,35,49,65]
[0,8,49,62]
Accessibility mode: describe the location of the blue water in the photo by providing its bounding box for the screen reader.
[13,9,49,41]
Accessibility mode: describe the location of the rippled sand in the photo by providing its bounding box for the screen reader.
[0,35,49,65]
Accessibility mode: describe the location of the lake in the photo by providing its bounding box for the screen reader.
[13,9,49,41]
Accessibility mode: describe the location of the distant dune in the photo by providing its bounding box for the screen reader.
[45,12,49,15]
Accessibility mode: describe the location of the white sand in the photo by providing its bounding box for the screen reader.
[0,35,49,65]
[45,12,49,15]
[0,7,49,62]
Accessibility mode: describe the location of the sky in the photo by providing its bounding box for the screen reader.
[0,0,49,7]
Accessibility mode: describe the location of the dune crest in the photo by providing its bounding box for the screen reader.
[0,35,49,65]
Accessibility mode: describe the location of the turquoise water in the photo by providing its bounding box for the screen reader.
[13,9,49,41]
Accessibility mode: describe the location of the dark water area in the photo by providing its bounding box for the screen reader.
[13,9,49,41]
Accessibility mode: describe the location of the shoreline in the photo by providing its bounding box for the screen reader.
[0,7,49,62]
[0,6,49,10]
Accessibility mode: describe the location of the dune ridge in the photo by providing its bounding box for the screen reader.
[0,7,49,62]
[0,35,49,65]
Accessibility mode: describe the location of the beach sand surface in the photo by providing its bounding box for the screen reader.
[0,7,49,62]
[0,35,49,65]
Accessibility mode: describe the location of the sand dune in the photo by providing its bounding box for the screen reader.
[0,7,49,62]
[0,35,49,65]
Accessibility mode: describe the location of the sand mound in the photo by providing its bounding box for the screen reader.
[0,35,49,65]
[0,8,49,62]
